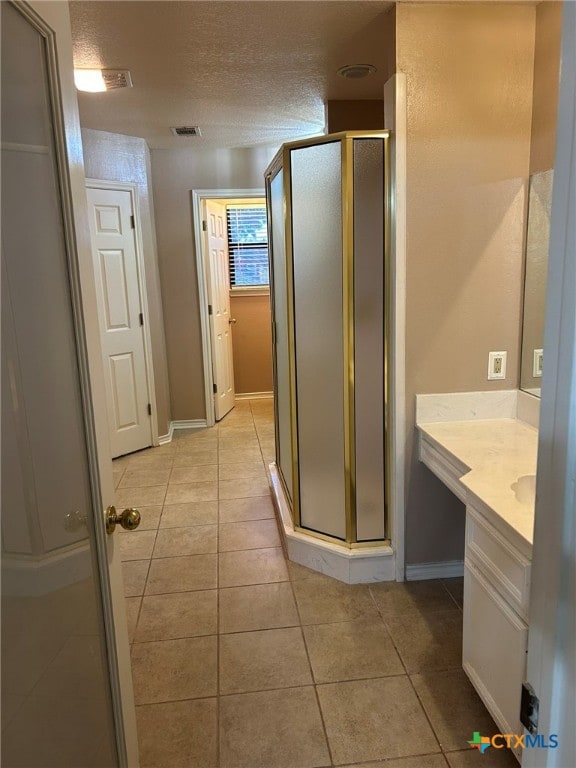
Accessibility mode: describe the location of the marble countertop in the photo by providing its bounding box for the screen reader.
[418,417,538,550]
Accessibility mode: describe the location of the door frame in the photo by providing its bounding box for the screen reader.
[23,1,138,764]
[86,178,159,448]
[191,187,265,426]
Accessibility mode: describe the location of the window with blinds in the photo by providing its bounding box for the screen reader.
[226,204,269,287]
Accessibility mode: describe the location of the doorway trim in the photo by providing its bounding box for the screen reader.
[86,178,159,447]
[192,187,265,426]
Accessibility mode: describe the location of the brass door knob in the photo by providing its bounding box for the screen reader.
[105,505,141,535]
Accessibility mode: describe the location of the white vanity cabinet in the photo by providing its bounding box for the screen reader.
[463,501,531,763]
[415,393,538,766]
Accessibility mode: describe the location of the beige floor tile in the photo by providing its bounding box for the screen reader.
[219,448,263,465]
[160,501,218,528]
[174,431,218,447]
[442,577,464,608]
[287,561,335,582]
[370,580,458,617]
[385,610,463,674]
[303,619,405,683]
[115,485,167,508]
[170,465,218,484]
[131,636,217,704]
[122,560,149,597]
[164,481,218,504]
[219,519,280,552]
[135,590,217,642]
[348,755,449,768]
[113,468,125,489]
[293,577,379,625]
[118,530,157,561]
[153,525,217,557]
[219,547,288,587]
[112,454,131,468]
[136,698,218,768]
[219,437,261,452]
[219,496,275,523]
[125,597,141,643]
[218,462,267,481]
[318,676,440,765]
[217,425,256,438]
[126,454,175,471]
[445,748,518,767]
[219,687,330,768]
[411,669,500,752]
[119,468,171,488]
[220,627,312,694]
[172,449,218,466]
[219,582,299,634]
[145,554,218,594]
[219,477,270,500]
[116,504,161,532]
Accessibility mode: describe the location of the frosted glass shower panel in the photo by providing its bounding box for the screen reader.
[269,169,293,500]
[353,139,386,541]
[290,141,346,539]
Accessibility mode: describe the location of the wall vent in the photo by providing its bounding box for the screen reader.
[101,69,133,90]
[171,126,202,137]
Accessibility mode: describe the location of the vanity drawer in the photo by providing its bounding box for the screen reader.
[465,505,531,620]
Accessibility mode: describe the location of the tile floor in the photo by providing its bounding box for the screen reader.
[113,398,518,768]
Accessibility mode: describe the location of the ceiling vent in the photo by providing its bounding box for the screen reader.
[337,64,377,80]
[101,69,133,90]
[171,126,202,137]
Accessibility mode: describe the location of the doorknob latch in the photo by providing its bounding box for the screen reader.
[105,505,141,535]
[229,318,237,324]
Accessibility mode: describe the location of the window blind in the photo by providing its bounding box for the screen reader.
[226,205,269,287]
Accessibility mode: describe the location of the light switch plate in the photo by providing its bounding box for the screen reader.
[533,349,543,378]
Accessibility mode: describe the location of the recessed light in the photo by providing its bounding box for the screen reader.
[337,64,377,80]
[74,69,133,93]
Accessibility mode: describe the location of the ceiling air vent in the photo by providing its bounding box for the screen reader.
[171,126,202,137]
[101,69,133,90]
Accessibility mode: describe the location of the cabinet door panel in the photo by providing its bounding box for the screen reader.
[463,562,527,762]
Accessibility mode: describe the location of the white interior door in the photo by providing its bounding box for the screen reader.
[1,2,138,765]
[205,199,235,420]
[86,186,153,457]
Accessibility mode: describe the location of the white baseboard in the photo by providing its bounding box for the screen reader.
[235,392,273,400]
[269,463,396,584]
[158,422,174,445]
[405,559,464,581]
[158,419,209,444]
[2,543,92,597]
[172,419,208,430]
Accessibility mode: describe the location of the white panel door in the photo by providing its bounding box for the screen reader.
[87,186,152,457]
[205,200,235,420]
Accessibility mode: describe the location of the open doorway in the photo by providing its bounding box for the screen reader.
[192,189,273,426]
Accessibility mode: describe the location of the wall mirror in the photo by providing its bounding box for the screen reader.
[520,170,553,397]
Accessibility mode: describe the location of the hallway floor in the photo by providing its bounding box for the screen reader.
[113,399,517,768]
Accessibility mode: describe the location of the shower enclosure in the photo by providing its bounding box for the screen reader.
[265,131,391,571]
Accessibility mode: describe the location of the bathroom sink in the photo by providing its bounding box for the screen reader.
[511,474,536,505]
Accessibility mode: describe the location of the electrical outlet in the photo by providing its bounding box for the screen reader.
[488,351,507,380]
[533,349,543,378]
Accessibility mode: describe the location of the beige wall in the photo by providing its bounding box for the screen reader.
[230,294,273,394]
[81,128,172,437]
[529,2,562,174]
[395,3,536,565]
[150,146,276,420]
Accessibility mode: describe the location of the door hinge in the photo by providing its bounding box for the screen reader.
[130,214,135,229]
[139,312,144,326]
[202,220,207,232]
[520,682,539,735]
[208,304,213,315]
[147,403,152,416]
[213,383,217,394]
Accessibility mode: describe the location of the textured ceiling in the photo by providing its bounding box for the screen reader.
[69,1,394,149]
